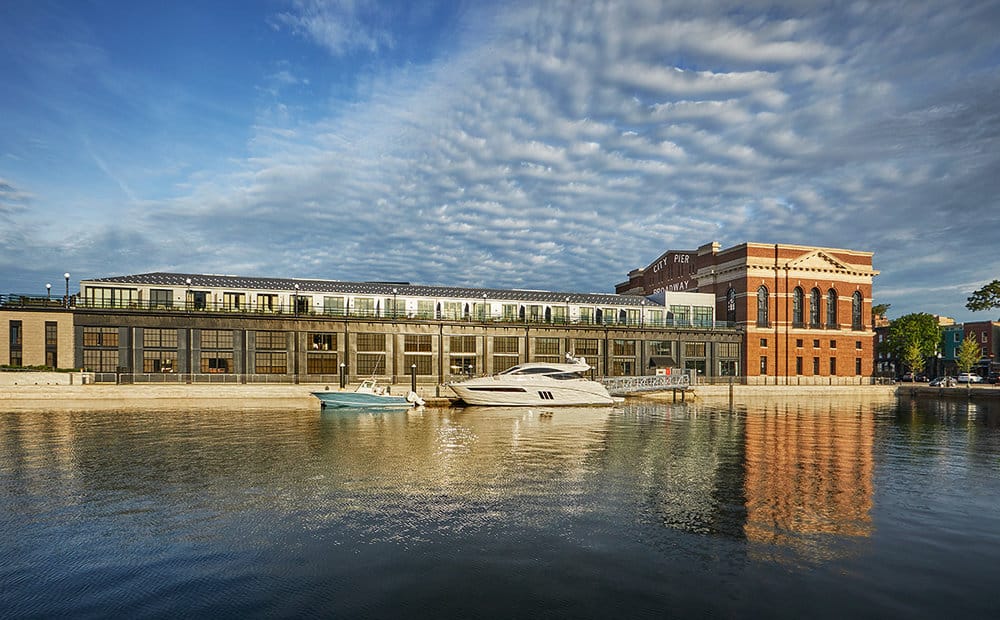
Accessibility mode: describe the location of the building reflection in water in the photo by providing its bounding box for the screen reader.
[742,401,875,561]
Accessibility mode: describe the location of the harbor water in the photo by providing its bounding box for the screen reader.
[2,396,999,618]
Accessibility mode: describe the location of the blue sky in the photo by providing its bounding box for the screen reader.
[1,0,999,322]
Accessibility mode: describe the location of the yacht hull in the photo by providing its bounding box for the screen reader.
[449,379,615,406]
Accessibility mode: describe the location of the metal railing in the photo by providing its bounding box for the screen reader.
[600,374,692,395]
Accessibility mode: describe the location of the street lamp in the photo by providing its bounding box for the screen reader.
[392,288,398,319]
[482,293,488,322]
[293,284,299,316]
[46,283,51,301]
[64,273,70,307]
[185,278,192,311]
[565,297,570,324]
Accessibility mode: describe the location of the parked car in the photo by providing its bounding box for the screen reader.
[989,373,999,385]
[957,373,983,384]
[901,372,929,382]
[929,376,956,387]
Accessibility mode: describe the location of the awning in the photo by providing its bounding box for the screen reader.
[648,356,677,368]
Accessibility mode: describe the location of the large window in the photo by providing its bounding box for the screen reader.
[450,336,477,354]
[202,352,234,373]
[306,354,338,375]
[144,328,177,349]
[150,289,173,308]
[202,329,233,349]
[223,292,245,311]
[494,336,519,354]
[810,288,821,327]
[85,287,137,308]
[83,350,118,372]
[726,288,736,324]
[84,327,118,347]
[404,334,433,376]
[852,291,863,330]
[310,333,336,351]
[826,289,838,328]
[256,331,286,350]
[534,337,561,363]
[324,296,345,316]
[9,320,22,366]
[143,351,177,373]
[684,342,707,358]
[717,342,739,357]
[255,352,287,374]
[756,286,769,327]
[693,306,713,327]
[670,305,691,326]
[792,287,804,327]
[257,294,277,313]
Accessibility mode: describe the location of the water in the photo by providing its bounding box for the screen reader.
[2,396,999,619]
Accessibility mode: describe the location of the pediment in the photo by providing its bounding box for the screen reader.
[786,250,851,272]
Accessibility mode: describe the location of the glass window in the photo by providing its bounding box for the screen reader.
[324,296,345,316]
[404,334,432,352]
[356,353,386,375]
[353,298,375,317]
[613,340,635,356]
[852,291,863,330]
[494,336,519,354]
[150,289,173,308]
[144,328,177,348]
[670,305,691,326]
[257,294,278,312]
[83,349,117,372]
[535,337,560,356]
[717,342,739,357]
[574,339,599,357]
[306,354,338,374]
[223,292,245,310]
[793,287,804,326]
[417,300,435,318]
[827,289,838,327]
[356,333,385,352]
[578,307,594,324]
[450,336,477,353]
[202,330,233,349]
[310,333,336,351]
[255,352,287,374]
[684,342,706,357]
[692,306,713,327]
[726,288,736,324]
[143,351,177,372]
[404,355,433,375]
[202,353,234,373]
[256,331,286,350]
[810,288,821,327]
[757,286,769,326]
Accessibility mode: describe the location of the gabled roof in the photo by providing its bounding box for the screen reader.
[83,272,652,306]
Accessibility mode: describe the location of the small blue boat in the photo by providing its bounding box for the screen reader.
[312,379,424,409]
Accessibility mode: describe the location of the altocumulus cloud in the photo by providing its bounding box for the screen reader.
[3,0,999,321]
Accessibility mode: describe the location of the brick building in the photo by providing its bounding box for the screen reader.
[619,241,878,384]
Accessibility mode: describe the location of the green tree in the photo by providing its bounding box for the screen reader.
[882,313,941,375]
[967,280,1000,312]
[955,336,981,392]
[872,303,891,325]
[902,341,925,377]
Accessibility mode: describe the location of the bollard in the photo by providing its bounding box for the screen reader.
[410,364,417,393]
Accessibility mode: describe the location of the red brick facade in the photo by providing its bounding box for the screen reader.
[621,241,878,383]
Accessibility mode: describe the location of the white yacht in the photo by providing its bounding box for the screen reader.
[449,355,618,406]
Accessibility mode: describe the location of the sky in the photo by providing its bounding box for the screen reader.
[1,0,999,323]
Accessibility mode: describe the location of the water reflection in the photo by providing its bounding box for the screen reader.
[4,396,1000,618]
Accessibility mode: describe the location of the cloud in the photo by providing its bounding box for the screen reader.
[273,0,394,57]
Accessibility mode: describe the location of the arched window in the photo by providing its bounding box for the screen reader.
[757,285,769,326]
[810,288,821,327]
[827,289,838,327]
[792,287,804,327]
[726,288,736,324]
[852,291,863,330]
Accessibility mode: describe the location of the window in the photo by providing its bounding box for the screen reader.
[717,342,739,357]
[852,292,863,330]
[256,331,286,350]
[760,338,768,348]
[404,335,432,352]
[855,358,862,375]
[692,306,713,327]
[150,289,173,308]
[578,307,594,324]
[613,340,636,356]
[202,353,234,373]
[501,304,518,321]
[827,289,838,327]
[84,327,118,347]
[796,356,803,375]
[792,287,804,326]
[760,356,768,374]
[491,336,518,354]
[257,294,277,312]
[144,328,178,348]
[670,305,691,326]
[856,341,863,350]
[810,288,821,327]
[202,330,233,349]
[45,322,57,368]
[796,339,803,348]
[83,349,117,372]
[353,298,376,317]
[255,352,287,374]
[757,285,769,326]
[813,357,820,374]
[85,287,137,308]
[830,357,837,375]
[143,351,177,373]
[324,296,346,316]
[9,320,22,366]
[573,339,599,357]
[684,342,706,357]
[306,354,338,374]
[356,333,385,352]
[726,288,736,324]
[450,336,477,354]
[535,337,560,356]
[813,339,820,348]
[719,360,739,376]
[449,355,476,376]
[830,340,837,349]
[222,292,245,310]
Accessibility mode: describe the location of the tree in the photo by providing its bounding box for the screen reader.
[882,313,941,375]
[967,280,1000,312]
[902,341,925,377]
[955,336,982,392]
[872,303,891,325]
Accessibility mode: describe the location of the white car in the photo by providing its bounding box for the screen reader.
[957,373,983,384]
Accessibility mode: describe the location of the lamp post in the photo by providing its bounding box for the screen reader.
[46,283,51,302]
[64,273,70,307]
[392,288,398,319]
[482,293,488,322]
[185,278,192,311]
[293,284,299,316]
